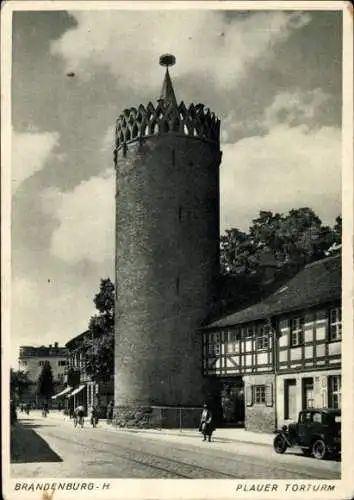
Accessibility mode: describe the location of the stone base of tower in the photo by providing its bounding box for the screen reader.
[113,405,202,429]
[112,406,155,429]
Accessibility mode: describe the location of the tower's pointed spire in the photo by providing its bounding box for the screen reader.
[158,54,177,108]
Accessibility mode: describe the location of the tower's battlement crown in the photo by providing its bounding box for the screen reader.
[115,54,220,150]
[115,101,220,149]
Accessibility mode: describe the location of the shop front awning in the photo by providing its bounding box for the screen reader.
[52,386,72,400]
[67,384,86,398]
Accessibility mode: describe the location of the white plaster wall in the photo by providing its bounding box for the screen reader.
[18,356,67,382]
[279,350,287,363]
[290,347,302,361]
[305,345,313,358]
[256,353,267,365]
[276,369,341,428]
[329,341,341,355]
[316,344,325,358]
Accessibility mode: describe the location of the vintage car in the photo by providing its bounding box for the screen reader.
[273,408,341,459]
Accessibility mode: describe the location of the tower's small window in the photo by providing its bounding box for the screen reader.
[178,206,182,222]
[172,117,180,132]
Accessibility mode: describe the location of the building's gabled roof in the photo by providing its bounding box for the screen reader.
[204,254,341,330]
[65,330,90,350]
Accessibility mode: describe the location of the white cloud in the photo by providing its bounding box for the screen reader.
[51,11,311,93]
[221,123,341,231]
[45,169,115,264]
[261,89,330,130]
[220,88,341,231]
[221,88,332,143]
[12,130,60,192]
[40,188,61,219]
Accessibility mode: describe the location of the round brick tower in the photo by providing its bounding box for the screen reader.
[114,55,221,425]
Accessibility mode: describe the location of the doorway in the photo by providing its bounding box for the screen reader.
[302,377,314,409]
[284,379,297,420]
[219,378,244,427]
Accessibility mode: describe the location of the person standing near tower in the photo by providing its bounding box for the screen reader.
[199,403,214,442]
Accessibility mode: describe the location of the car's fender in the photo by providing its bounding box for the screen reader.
[274,430,292,447]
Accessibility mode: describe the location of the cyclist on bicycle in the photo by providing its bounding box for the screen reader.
[74,405,85,428]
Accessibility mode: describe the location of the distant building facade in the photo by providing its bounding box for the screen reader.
[17,343,68,405]
[18,343,68,383]
[202,254,341,433]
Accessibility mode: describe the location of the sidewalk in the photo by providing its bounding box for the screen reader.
[11,420,62,464]
[39,411,274,447]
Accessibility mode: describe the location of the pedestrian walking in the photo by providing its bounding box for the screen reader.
[90,405,99,428]
[106,400,114,424]
[199,403,214,442]
[74,405,85,428]
[42,402,49,417]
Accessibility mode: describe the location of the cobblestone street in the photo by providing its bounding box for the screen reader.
[11,412,340,479]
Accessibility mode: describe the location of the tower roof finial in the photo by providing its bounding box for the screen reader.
[158,54,177,108]
[159,54,176,68]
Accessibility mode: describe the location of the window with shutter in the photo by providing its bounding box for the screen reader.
[245,384,253,406]
[290,317,305,346]
[254,385,266,403]
[265,383,273,407]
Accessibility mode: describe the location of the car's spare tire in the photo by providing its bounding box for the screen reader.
[312,439,327,459]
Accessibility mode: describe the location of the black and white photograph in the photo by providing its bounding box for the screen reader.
[1,1,353,499]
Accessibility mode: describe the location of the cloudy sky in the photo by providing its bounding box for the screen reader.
[9,7,342,367]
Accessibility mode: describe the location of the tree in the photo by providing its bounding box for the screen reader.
[84,278,115,383]
[221,208,341,276]
[10,369,31,402]
[220,228,255,275]
[37,361,54,403]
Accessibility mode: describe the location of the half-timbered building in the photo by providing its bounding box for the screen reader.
[202,253,341,433]
[275,254,341,426]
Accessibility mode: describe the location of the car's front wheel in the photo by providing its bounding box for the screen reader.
[312,439,327,459]
[273,435,287,454]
